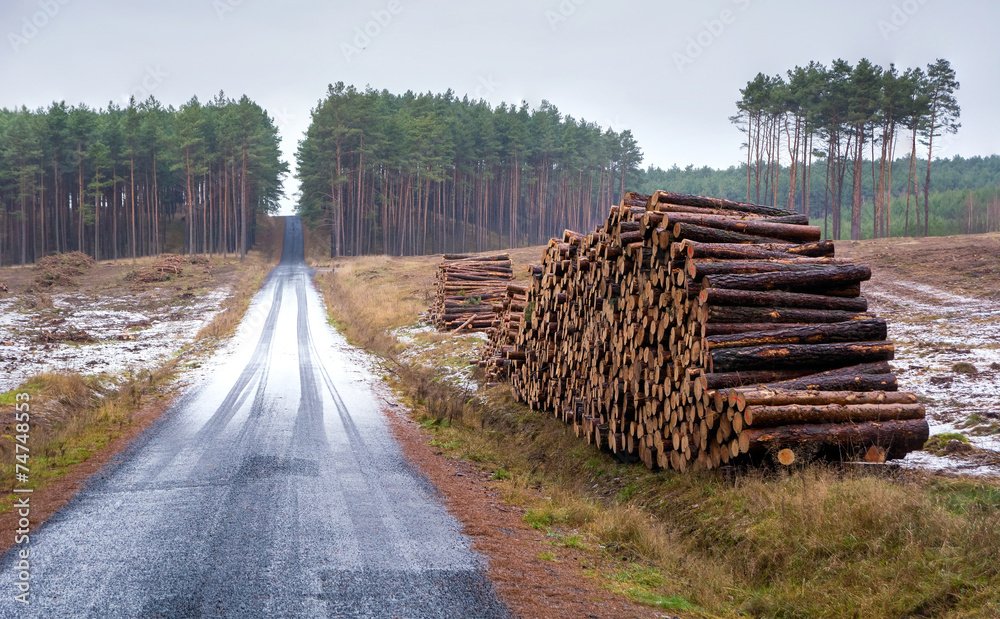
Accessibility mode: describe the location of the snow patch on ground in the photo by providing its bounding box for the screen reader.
[395,322,487,394]
[865,275,1000,476]
[0,287,232,393]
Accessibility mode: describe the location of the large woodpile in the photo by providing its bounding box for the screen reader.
[480,191,928,471]
[430,254,515,332]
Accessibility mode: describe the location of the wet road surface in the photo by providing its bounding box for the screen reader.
[0,217,510,618]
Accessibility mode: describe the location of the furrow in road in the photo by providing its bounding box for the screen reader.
[0,217,510,618]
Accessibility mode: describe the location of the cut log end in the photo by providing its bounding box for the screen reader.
[777,448,796,466]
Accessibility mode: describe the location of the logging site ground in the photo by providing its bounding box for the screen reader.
[1,223,999,618]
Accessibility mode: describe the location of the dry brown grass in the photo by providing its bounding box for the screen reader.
[314,242,1000,619]
[0,362,177,506]
[312,255,437,357]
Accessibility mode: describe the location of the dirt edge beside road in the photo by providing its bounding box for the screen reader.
[382,405,663,619]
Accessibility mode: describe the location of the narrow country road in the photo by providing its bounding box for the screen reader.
[0,217,510,618]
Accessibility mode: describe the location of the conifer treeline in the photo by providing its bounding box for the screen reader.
[731,58,960,240]
[0,94,286,266]
[638,155,1000,238]
[295,83,643,256]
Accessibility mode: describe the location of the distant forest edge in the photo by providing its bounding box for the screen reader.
[0,94,286,267]
[728,58,977,240]
[297,67,996,257]
[3,65,997,266]
[295,83,642,257]
[638,155,1000,239]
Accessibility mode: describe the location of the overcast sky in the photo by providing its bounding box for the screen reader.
[2,0,996,213]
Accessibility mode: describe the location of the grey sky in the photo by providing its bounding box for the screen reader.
[2,0,996,214]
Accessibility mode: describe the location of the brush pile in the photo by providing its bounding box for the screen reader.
[34,251,96,287]
[481,191,928,471]
[430,254,515,332]
[128,254,185,284]
[36,328,95,344]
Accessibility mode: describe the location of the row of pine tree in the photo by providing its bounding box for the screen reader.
[0,93,286,266]
[730,58,961,240]
[295,83,643,257]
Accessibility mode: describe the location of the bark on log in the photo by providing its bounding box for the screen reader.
[664,213,821,243]
[709,341,895,373]
[746,403,924,429]
[687,258,853,279]
[700,288,869,312]
[704,322,813,336]
[702,265,871,292]
[705,305,868,325]
[672,222,790,245]
[736,389,917,407]
[706,318,886,349]
[653,191,794,217]
[682,240,836,260]
[704,369,819,390]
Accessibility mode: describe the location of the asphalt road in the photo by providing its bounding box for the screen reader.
[0,218,510,618]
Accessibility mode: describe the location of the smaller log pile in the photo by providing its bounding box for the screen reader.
[429,254,515,332]
[478,283,529,381]
[0,282,8,293]
[483,190,928,472]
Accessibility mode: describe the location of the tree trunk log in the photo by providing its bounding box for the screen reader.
[706,318,886,349]
[700,288,868,312]
[709,341,894,373]
[653,191,793,217]
[705,305,868,325]
[672,222,789,245]
[741,418,929,461]
[687,257,853,279]
[665,213,821,243]
[702,265,872,291]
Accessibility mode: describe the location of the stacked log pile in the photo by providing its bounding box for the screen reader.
[430,254,515,332]
[478,283,529,382]
[484,190,928,471]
